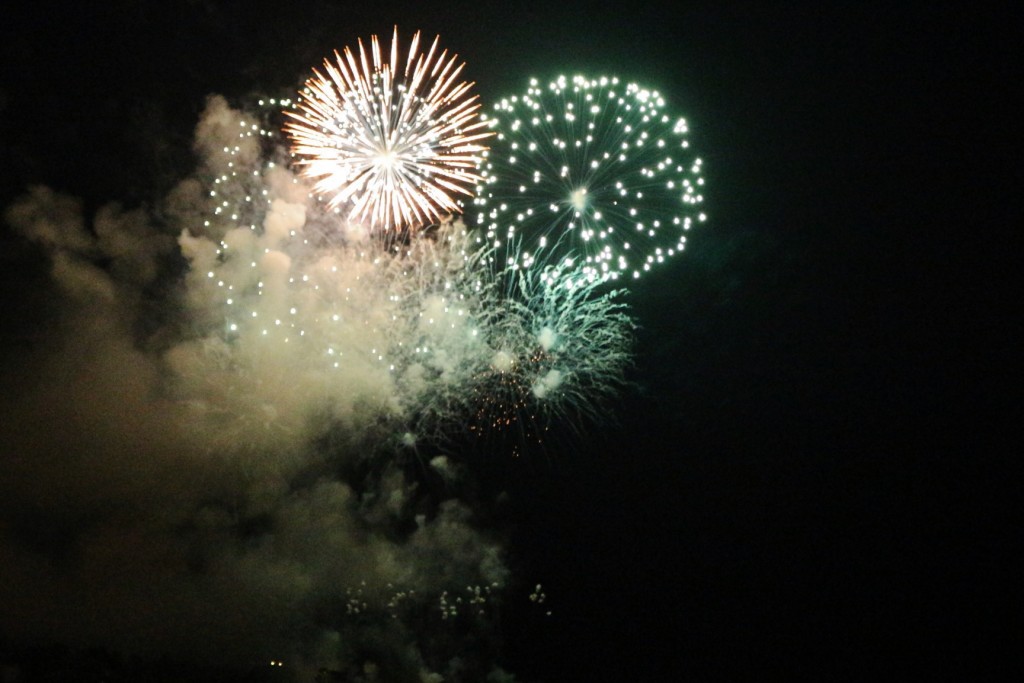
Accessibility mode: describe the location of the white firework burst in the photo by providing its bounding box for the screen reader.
[285,28,492,233]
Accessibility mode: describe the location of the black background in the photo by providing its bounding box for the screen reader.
[1,1,1018,679]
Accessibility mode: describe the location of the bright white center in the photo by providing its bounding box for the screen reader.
[569,187,588,212]
[376,149,397,169]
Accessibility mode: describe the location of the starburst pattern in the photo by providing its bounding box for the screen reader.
[285,28,491,232]
[473,75,706,281]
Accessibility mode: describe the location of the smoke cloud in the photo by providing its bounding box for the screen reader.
[1,99,503,682]
[1,93,631,680]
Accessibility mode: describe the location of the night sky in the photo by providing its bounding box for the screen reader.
[1,2,1018,681]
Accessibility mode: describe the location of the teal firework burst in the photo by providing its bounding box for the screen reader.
[473,75,706,281]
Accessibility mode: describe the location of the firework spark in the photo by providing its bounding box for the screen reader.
[173,99,634,453]
[474,75,707,281]
[285,28,491,233]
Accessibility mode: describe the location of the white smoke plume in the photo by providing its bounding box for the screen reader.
[0,95,633,681]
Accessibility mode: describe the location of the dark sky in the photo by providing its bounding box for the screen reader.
[1,1,1019,680]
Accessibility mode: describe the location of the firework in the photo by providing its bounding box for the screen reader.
[473,75,706,281]
[172,98,636,458]
[468,261,633,436]
[285,28,491,233]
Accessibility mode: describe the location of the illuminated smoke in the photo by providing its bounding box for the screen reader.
[176,96,632,453]
[0,54,699,680]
